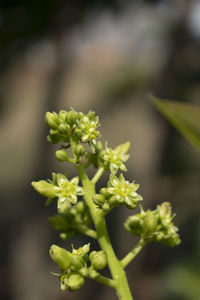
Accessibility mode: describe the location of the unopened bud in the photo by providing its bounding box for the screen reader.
[76,201,85,213]
[31,180,56,198]
[56,150,68,162]
[67,274,85,291]
[143,215,158,235]
[48,129,61,144]
[100,188,109,198]
[89,268,99,279]
[59,110,68,122]
[159,202,172,220]
[93,194,105,207]
[58,123,69,135]
[74,144,85,157]
[66,110,77,125]
[102,202,110,212]
[79,267,89,277]
[45,112,59,129]
[49,245,71,271]
[73,128,82,139]
[89,251,107,270]
[71,255,84,270]
[57,201,71,215]
[87,111,95,120]
[124,215,143,236]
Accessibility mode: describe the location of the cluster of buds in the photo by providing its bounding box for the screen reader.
[45,109,100,152]
[124,202,181,247]
[49,201,92,240]
[93,174,142,212]
[31,173,84,210]
[49,243,107,291]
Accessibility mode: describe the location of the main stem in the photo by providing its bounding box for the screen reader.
[77,165,133,300]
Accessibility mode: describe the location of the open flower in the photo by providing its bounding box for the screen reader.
[54,174,84,208]
[107,174,143,209]
[77,114,100,152]
[101,142,130,174]
[31,174,84,209]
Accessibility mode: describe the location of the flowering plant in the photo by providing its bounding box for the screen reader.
[32,109,180,300]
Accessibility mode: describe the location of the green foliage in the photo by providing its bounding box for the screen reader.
[150,96,200,153]
[31,109,180,299]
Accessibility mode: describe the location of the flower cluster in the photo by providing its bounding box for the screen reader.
[49,201,92,240]
[45,109,100,152]
[50,243,107,291]
[31,173,84,210]
[124,202,181,247]
[93,174,142,212]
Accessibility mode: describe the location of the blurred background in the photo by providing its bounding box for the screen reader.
[0,0,200,299]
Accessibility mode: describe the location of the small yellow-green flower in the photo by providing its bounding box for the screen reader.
[54,174,84,208]
[31,174,84,209]
[76,113,100,152]
[107,174,142,209]
[101,142,130,174]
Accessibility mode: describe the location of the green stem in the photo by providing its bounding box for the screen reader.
[77,165,133,300]
[66,157,76,164]
[91,167,105,184]
[91,274,116,288]
[77,225,97,239]
[121,239,146,269]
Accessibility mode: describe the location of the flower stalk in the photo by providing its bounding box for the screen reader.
[31,109,180,299]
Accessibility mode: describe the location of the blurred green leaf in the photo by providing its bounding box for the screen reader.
[164,264,200,300]
[150,96,200,153]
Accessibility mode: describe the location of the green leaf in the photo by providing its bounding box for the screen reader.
[150,96,200,153]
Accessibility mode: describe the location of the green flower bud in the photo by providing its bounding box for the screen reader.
[66,110,77,125]
[102,202,110,212]
[89,268,99,279]
[74,144,85,157]
[60,233,68,240]
[73,128,82,139]
[79,267,89,277]
[59,110,68,122]
[77,112,84,118]
[93,194,105,206]
[160,234,181,247]
[45,112,59,129]
[58,123,69,135]
[67,274,85,291]
[76,201,85,213]
[100,188,109,198]
[55,150,68,162]
[31,180,56,198]
[109,195,118,206]
[143,215,158,236]
[47,130,61,144]
[71,255,84,270]
[49,245,71,271]
[124,215,143,236]
[89,251,107,270]
[159,202,172,220]
[57,200,71,215]
[87,110,95,120]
